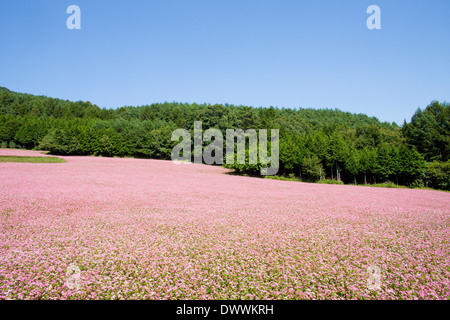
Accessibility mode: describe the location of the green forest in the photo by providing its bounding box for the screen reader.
[0,86,448,190]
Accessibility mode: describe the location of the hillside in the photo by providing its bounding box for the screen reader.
[0,87,448,189]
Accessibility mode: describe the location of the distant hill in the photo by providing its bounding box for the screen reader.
[0,86,395,129]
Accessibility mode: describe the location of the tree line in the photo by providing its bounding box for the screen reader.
[0,86,448,190]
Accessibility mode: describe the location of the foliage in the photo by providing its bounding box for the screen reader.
[302,155,323,182]
[424,161,450,191]
[317,179,345,185]
[403,101,449,162]
[0,86,448,189]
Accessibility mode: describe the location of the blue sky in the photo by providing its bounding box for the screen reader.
[1,0,449,125]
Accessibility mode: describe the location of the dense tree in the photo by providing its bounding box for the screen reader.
[302,155,323,182]
[403,101,449,161]
[398,145,425,186]
[424,161,450,190]
[0,118,21,143]
[345,147,361,185]
[375,144,400,183]
[359,147,377,185]
[279,132,302,175]
[327,131,349,181]
[0,86,448,189]
[40,129,81,155]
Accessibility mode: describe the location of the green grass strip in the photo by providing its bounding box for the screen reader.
[0,156,65,163]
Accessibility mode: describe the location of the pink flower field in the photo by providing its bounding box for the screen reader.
[0,149,449,300]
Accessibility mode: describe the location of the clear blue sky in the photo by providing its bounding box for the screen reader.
[1,0,449,125]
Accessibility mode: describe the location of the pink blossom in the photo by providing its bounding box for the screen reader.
[0,149,449,300]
